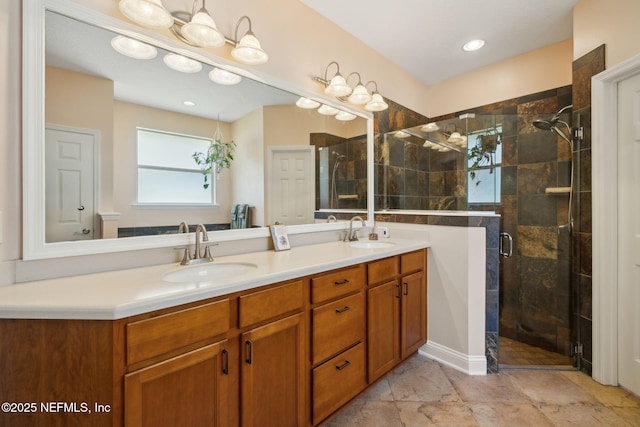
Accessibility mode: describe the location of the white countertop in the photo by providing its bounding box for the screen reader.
[0,238,429,320]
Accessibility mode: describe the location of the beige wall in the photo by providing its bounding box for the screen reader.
[574,0,640,67]
[113,101,233,228]
[426,39,574,118]
[232,108,265,226]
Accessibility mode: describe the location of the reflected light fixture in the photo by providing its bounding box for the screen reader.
[177,0,225,48]
[118,0,173,28]
[111,35,157,59]
[317,105,339,116]
[163,53,202,73]
[421,122,439,132]
[231,16,269,65]
[463,39,485,52]
[447,131,464,143]
[346,72,372,105]
[335,111,357,121]
[296,97,321,109]
[208,68,242,85]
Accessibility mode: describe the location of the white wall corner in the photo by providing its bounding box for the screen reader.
[0,260,16,286]
[420,340,487,376]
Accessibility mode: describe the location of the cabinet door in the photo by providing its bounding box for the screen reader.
[367,280,400,382]
[125,340,230,427]
[241,313,306,427]
[401,271,427,359]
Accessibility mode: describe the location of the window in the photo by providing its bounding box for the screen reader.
[137,128,214,204]
[467,125,502,204]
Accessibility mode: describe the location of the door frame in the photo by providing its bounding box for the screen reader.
[592,52,640,385]
[265,146,315,226]
[45,123,101,240]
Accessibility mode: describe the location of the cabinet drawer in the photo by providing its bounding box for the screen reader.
[127,299,230,365]
[311,265,364,304]
[312,292,365,364]
[401,249,426,274]
[238,280,303,328]
[368,256,399,285]
[312,342,367,425]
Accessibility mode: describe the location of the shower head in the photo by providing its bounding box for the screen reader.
[532,104,574,148]
[532,118,555,131]
[332,151,346,160]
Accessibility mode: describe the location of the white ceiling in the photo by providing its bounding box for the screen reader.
[301,0,579,85]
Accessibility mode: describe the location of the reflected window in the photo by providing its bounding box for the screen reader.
[137,128,214,204]
[467,125,502,204]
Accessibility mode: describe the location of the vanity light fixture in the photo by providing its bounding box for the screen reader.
[118,0,173,29]
[231,16,269,65]
[314,61,388,111]
[296,97,321,109]
[319,62,352,97]
[119,0,268,65]
[463,39,485,52]
[163,53,202,73]
[364,81,388,112]
[346,72,372,105]
[208,68,242,85]
[177,0,225,48]
[110,35,158,59]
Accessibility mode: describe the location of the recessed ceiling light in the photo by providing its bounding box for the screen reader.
[183,100,196,107]
[463,39,485,52]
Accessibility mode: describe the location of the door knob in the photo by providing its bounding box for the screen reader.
[77,205,85,211]
[82,228,91,234]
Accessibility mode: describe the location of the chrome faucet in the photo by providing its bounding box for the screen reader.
[327,215,337,223]
[178,221,189,233]
[344,216,366,242]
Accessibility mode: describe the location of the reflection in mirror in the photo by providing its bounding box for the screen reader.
[379,114,501,211]
[43,10,367,244]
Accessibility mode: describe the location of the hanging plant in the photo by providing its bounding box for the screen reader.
[193,119,236,189]
[467,130,501,186]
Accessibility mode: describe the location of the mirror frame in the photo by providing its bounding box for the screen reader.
[23,0,374,260]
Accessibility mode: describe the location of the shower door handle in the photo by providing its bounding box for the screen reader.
[499,232,513,258]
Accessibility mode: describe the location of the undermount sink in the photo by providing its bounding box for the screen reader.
[162,262,258,283]
[348,241,396,249]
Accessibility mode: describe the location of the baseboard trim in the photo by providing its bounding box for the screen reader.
[420,340,487,375]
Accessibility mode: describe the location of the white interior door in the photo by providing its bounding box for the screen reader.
[617,71,640,396]
[267,146,315,226]
[45,125,98,242]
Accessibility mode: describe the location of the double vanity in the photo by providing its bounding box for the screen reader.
[0,238,428,426]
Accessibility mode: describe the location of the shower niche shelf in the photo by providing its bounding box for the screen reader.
[545,187,571,195]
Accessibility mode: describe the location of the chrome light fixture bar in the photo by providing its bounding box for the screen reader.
[313,61,388,111]
[118,0,268,65]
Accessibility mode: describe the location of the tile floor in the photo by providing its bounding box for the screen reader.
[323,354,640,426]
[499,336,574,367]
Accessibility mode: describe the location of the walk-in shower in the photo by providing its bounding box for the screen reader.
[330,151,346,208]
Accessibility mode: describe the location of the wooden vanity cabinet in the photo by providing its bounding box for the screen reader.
[367,249,427,382]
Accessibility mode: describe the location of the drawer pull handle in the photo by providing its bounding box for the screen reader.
[396,284,402,299]
[222,349,229,375]
[334,279,350,286]
[335,306,351,314]
[335,360,351,371]
[245,340,252,365]
[403,282,409,296]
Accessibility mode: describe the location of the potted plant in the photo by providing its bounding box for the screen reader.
[193,122,236,189]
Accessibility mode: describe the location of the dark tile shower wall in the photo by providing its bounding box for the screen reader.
[311,132,368,210]
[571,44,604,375]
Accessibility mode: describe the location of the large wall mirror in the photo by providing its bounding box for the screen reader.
[23,0,374,260]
